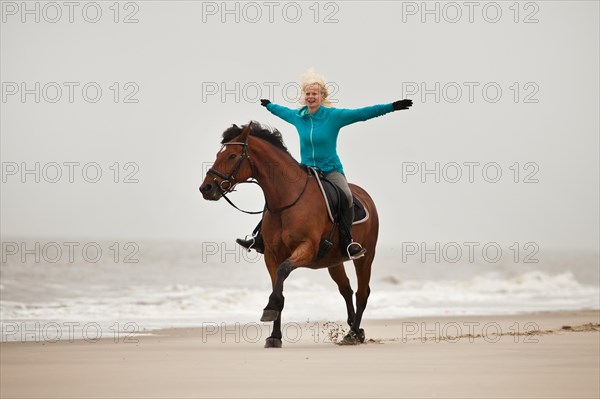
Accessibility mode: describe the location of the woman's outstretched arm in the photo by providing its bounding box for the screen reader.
[261,99,297,125]
[335,99,413,127]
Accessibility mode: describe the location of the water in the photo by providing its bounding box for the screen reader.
[1,240,598,341]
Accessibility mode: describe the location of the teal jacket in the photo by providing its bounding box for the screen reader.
[266,102,395,174]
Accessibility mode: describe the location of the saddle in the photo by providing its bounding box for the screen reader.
[308,167,369,225]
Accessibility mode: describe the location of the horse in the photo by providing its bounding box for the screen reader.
[199,122,379,347]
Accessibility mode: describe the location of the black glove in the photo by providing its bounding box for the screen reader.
[260,99,271,107]
[393,99,413,111]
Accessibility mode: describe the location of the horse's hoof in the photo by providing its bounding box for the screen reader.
[264,337,282,348]
[260,309,280,322]
[340,328,365,345]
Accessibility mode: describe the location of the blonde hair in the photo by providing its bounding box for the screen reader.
[298,67,334,107]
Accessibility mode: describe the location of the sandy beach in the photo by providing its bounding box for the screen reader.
[1,310,598,398]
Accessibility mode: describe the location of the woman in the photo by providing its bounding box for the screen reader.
[237,69,413,259]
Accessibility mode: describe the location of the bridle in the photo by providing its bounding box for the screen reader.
[207,138,254,194]
[206,137,265,214]
[205,134,312,215]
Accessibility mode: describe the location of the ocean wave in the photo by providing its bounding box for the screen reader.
[2,269,597,327]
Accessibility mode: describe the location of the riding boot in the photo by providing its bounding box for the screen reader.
[236,220,265,254]
[339,204,366,260]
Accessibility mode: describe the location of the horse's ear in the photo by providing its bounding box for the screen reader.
[239,122,252,141]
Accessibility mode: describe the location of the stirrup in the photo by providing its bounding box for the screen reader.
[236,235,256,252]
[347,242,366,260]
[244,234,256,252]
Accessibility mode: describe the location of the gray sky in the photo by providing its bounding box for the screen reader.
[1,1,598,252]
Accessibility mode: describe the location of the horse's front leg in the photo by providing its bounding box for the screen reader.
[260,259,293,322]
[261,242,315,333]
[264,316,283,348]
[261,259,292,349]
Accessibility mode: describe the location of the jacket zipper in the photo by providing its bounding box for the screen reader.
[309,116,315,167]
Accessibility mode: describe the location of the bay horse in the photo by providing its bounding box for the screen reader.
[199,122,379,347]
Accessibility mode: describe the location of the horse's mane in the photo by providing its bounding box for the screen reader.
[221,121,290,156]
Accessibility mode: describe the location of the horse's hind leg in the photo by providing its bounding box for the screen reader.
[327,264,355,327]
[353,252,373,332]
[343,252,374,344]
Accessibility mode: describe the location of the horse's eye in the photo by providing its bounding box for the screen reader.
[229,154,237,160]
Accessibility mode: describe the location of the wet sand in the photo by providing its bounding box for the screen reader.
[1,310,599,398]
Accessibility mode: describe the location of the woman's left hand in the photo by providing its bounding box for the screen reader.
[393,99,413,110]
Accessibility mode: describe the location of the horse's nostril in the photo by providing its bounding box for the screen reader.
[200,183,212,193]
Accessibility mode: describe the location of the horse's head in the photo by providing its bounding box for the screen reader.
[199,123,255,201]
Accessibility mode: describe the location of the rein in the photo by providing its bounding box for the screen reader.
[220,181,266,215]
[267,171,311,214]
[207,137,312,215]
